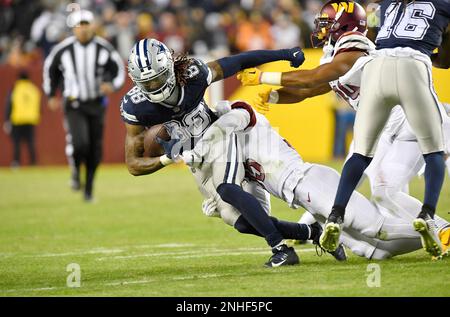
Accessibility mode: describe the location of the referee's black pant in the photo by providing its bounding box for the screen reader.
[64,98,105,199]
[11,124,36,166]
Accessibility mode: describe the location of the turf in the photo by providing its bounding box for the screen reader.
[0,163,449,297]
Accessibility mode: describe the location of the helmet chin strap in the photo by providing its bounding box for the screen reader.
[163,85,180,106]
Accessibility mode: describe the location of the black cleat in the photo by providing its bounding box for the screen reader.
[264,244,300,268]
[311,222,347,261]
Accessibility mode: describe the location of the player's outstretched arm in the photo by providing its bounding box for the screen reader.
[206,47,305,83]
[276,85,332,103]
[125,123,167,176]
[253,85,331,114]
[432,26,450,69]
[239,51,364,89]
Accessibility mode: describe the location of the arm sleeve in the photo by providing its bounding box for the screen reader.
[105,49,126,91]
[43,48,63,97]
[217,48,300,78]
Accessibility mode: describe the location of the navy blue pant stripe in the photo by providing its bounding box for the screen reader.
[231,134,239,184]
[223,134,234,184]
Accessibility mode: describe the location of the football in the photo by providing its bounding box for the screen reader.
[143,124,170,157]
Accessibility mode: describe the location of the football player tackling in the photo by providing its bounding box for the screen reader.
[238,0,450,258]
[120,38,330,267]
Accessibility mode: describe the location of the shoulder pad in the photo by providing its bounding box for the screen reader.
[334,32,374,56]
[185,58,212,86]
[120,94,139,124]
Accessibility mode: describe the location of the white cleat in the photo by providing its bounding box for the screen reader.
[319,222,341,253]
[413,216,443,259]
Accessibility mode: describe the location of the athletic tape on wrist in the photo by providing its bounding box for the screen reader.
[159,155,173,166]
[260,72,282,86]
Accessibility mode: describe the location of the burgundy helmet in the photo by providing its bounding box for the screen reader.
[311,0,367,48]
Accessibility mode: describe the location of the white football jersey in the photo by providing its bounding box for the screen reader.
[321,31,375,111]
[321,32,407,138]
[242,113,312,205]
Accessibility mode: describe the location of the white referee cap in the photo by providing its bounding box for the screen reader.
[68,10,94,27]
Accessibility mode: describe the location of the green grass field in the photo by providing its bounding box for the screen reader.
[0,163,449,297]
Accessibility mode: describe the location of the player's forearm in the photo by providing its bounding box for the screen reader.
[277,88,315,103]
[274,84,332,104]
[260,69,325,89]
[126,156,165,176]
[217,48,300,79]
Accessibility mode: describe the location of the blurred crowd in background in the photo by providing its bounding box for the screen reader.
[1,0,374,67]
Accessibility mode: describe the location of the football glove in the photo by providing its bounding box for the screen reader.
[156,137,182,160]
[179,149,203,168]
[253,87,272,115]
[202,198,220,218]
[237,68,262,86]
[288,47,305,68]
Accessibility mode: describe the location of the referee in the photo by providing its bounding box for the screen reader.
[43,10,125,202]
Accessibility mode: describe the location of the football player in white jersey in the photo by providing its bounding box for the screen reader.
[198,100,448,260]
[237,0,450,258]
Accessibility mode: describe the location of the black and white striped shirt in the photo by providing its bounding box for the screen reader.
[43,36,125,102]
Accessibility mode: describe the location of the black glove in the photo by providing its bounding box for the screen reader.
[287,47,305,68]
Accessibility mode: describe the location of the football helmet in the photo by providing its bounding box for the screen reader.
[311,0,367,48]
[128,39,176,103]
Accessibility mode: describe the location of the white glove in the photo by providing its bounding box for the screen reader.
[178,149,204,168]
[202,198,220,217]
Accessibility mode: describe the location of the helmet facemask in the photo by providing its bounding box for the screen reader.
[134,67,176,103]
[128,39,177,104]
[311,14,336,48]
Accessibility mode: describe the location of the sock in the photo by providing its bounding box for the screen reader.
[423,151,446,217]
[309,223,322,241]
[217,183,284,247]
[333,153,372,209]
[270,217,311,241]
[234,216,263,237]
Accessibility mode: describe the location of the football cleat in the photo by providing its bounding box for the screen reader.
[319,209,344,252]
[439,226,450,254]
[264,243,300,268]
[311,222,347,261]
[432,226,450,260]
[413,211,443,258]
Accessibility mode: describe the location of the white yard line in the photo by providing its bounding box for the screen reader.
[0,246,316,294]
[96,246,312,261]
[0,243,199,259]
[26,248,125,258]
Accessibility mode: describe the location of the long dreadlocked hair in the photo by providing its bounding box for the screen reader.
[172,50,195,87]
